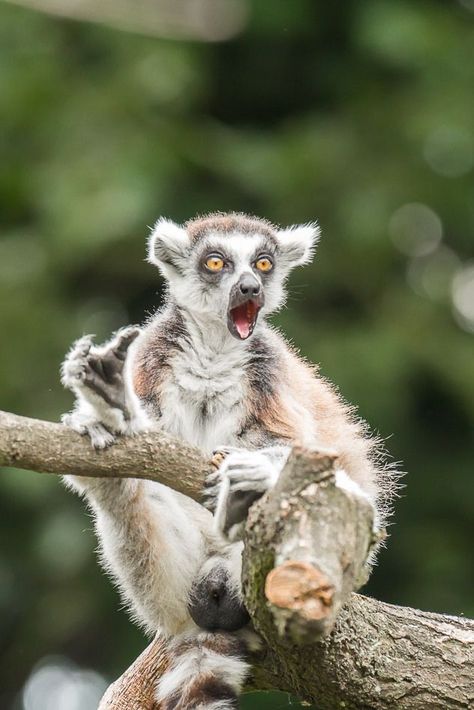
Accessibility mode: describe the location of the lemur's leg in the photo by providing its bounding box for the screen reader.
[205,446,291,542]
[93,481,212,635]
[60,329,210,635]
[156,630,250,710]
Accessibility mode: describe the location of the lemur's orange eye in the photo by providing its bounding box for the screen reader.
[255,256,273,273]
[205,255,225,272]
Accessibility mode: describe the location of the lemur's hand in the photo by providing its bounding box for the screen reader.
[204,447,287,542]
[61,326,142,449]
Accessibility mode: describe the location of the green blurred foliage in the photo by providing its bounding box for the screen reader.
[0,1,473,708]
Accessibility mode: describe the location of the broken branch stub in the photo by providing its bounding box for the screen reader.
[243,447,375,645]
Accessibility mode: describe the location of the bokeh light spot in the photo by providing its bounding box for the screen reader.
[407,246,460,301]
[452,263,474,333]
[22,656,108,710]
[423,127,474,178]
[389,203,442,257]
[35,510,92,578]
[0,234,47,285]
[458,0,474,12]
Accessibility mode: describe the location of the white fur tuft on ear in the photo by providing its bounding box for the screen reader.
[147,218,190,272]
[275,222,321,268]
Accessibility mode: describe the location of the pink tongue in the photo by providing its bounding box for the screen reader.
[234,307,251,339]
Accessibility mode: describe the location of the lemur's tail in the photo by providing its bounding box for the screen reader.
[156,632,249,709]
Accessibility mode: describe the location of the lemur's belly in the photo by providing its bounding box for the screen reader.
[158,372,247,455]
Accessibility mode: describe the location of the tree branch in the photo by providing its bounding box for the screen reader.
[242,448,474,709]
[1,409,473,709]
[243,447,376,645]
[0,410,209,500]
[250,594,474,709]
[98,636,167,710]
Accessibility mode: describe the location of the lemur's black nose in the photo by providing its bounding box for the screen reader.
[239,274,261,297]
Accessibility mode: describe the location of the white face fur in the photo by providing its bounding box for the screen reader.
[147,218,320,340]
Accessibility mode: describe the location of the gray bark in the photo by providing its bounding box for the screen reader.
[0,410,208,500]
[243,447,376,645]
[0,409,473,709]
[251,594,474,709]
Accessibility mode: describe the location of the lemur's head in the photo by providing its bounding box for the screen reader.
[148,212,320,340]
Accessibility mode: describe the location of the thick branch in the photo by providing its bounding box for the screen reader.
[1,411,473,709]
[0,410,209,500]
[97,598,474,710]
[242,448,474,708]
[251,593,474,709]
[243,448,375,644]
[98,635,167,710]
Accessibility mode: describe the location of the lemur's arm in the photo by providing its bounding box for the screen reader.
[208,443,378,543]
[61,329,209,636]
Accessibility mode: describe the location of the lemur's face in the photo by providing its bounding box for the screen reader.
[148,213,319,340]
[196,234,275,340]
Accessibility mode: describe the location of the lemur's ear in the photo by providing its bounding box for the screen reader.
[148,218,191,274]
[275,222,320,268]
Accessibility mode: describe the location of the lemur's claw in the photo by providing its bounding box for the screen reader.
[85,422,117,450]
[202,471,220,512]
[220,489,263,540]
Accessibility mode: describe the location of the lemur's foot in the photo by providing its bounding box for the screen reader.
[205,448,279,541]
[61,326,141,449]
[61,412,117,449]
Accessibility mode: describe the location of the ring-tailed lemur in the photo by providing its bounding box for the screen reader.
[61,212,394,709]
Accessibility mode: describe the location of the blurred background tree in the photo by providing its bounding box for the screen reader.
[0,0,473,708]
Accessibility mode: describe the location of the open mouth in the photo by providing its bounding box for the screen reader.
[228,299,261,340]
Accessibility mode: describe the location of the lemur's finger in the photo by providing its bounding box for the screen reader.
[82,369,125,410]
[204,471,220,486]
[87,351,123,383]
[226,479,269,493]
[86,354,108,381]
[202,492,217,512]
[86,422,116,450]
[112,327,141,360]
[201,476,220,509]
[82,367,110,397]
[223,489,263,533]
[61,335,95,387]
[225,459,260,472]
[73,334,94,357]
[226,467,270,481]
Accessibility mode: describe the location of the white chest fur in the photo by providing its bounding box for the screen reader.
[158,338,249,455]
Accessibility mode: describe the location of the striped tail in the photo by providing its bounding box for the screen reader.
[156,632,249,709]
